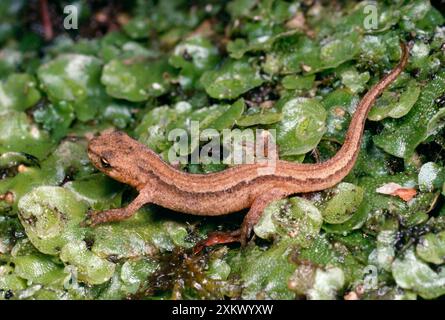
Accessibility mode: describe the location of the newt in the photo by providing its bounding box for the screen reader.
[87,42,409,247]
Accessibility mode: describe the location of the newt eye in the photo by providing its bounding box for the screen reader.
[100,157,111,168]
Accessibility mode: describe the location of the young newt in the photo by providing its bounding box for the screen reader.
[87,42,409,246]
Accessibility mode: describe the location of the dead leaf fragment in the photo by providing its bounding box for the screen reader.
[376,183,417,202]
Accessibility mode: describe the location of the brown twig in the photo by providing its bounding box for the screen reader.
[39,0,53,41]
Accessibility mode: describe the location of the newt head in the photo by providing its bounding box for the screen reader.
[87,129,145,188]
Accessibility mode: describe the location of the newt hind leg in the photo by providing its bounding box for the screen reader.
[239,188,289,245]
[86,188,152,226]
[194,188,289,252]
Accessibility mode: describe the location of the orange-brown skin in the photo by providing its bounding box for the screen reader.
[87,42,409,245]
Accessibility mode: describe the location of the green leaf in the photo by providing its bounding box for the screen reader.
[200,58,264,99]
[373,71,445,158]
[208,98,245,131]
[392,248,445,299]
[102,101,134,129]
[17,186,87,255]
[60,240,115,285]
[33,101,75,140]
[320,183,364,225]
[0,110,53,159]
[226,0,258,18]
[37,54,100,101]
[91,208,193,259]
[418,162,445,192]
[276,98,326,156]
[0,138,91,214]
[319,33,361,70]
[282,74,315,90]
[0,48,23,79]
[120,257,158,288]
[122,17,151,39]
[368,81,421,121]
[0,267,26,292]
[254,197,322,247]
[322,200,369,234]
[238,239,297,299]
[264,32,361,75]
[340,68,370,94]
[416,231,445,265]
[0,73,40,111]
[289,265,345,300]
[236,111,282,127]
[12,254,66,286]
[101,58,173,102]
[37,54,106,121]
[207,256,231,281]
[64,173,123,211]
[372,227,397,272]
[169,36,219,89]
[427,107,445,138]
[135,102,192,154]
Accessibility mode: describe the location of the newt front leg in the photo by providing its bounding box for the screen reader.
[87,187,153,226]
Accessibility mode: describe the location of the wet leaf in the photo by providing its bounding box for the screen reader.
[236,111,282,127]
[282,74,315,91]
[33,101,75,140]
[122,17,151,39]
[392,248,445,299]
[200,58,264,99]
[169,36,219,89]
[0,138,92,214]
[427,107,445,138]
[0,111,53,159]
[368,81,421,121]
[0,73,40,111]
[12,253,66,286]
[340,68,370,94]
[373,71,445,159]
[101,101,134,129]
[320,183,364,224]
[237,239,297,299]
[91,208,193,260]
[416,231,445,265]
[207,98,245,131]
[276,98,326,156]
[254,196,322,247]
[264,32,361,75]
[120,257,158,289]
[370,227,397,272]
[101,58,173,102]
[288,265,345,300]
[37,54,106,121]
[0,265,26,293]
[60,240,115,285]
[17,186,87,255]
[418,162,445,192]
[135,102,192,154]
[64,173,123,211]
